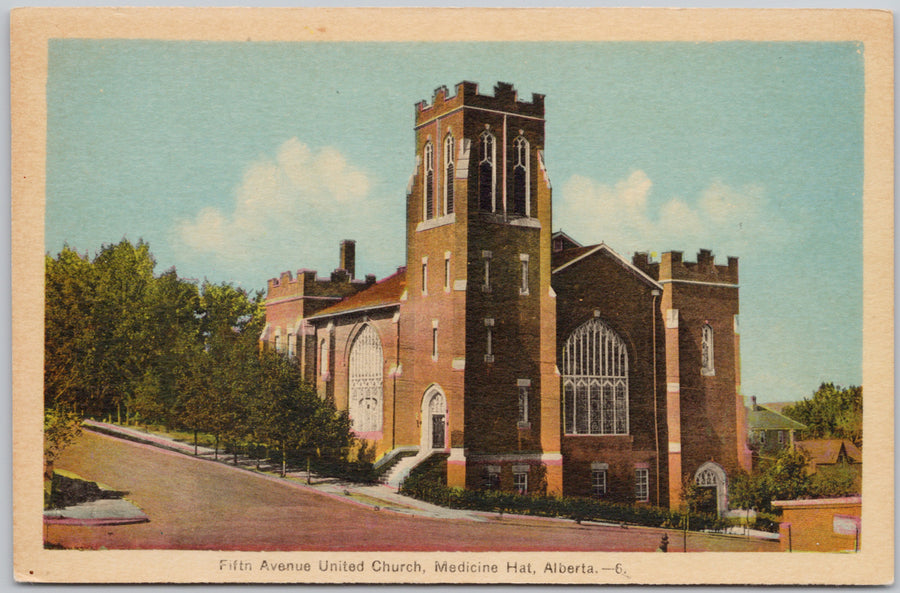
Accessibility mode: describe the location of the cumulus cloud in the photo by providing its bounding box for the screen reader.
[175,138,373,266]
[556,170,776,259]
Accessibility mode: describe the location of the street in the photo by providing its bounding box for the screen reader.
[46,432,778,552]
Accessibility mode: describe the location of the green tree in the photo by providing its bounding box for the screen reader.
[43,406,82,480]
[783,383,862,447]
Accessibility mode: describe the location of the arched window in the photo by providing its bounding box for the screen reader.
[511,135,530,216]
[423,142,434,220]
[348,325,383,433]
[562,317,629,435]
[443,133,455,215]
[701,324,715,375]
[478,131,496,212]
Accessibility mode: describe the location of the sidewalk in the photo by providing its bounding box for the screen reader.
[79,420,489,522]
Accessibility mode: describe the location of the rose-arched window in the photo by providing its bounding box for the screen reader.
[348,325,383,433]
[562,318,629,435]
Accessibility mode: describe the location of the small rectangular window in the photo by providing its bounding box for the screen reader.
[513,472,528,495]
[482,250,492,292]
[444,254,451,291]
[520,260,529,295]
[518,386,529,424]
[421,260,428,294]
[635,468,649,502]
[432,326,438,360]
[592,470,607,497]
[483,468,500,490]
[484,318,494,363]
[778,430,785,444]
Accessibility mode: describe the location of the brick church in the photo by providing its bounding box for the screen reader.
[261,81,751,512]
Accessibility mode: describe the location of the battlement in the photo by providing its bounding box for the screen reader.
[632,249,738,285]
[266,240,375,302]
[415,81,545,124]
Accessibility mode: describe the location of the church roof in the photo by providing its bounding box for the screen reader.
[747,404,807,431]
[307,268,406,320]
[552,243,662,289]
[796,439,862,465]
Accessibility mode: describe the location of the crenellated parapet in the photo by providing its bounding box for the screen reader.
[632,249,738,285]
[415,81,545,125]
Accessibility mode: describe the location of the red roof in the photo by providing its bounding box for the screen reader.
[796,439,862,466]
[308,269,406,319]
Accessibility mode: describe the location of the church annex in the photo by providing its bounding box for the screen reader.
[260,81,751,512]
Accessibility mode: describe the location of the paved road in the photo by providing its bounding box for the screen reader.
[46,432,778,552]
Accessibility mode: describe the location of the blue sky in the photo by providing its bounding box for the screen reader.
[45,40,864,403]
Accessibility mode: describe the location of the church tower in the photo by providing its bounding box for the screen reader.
[396,82,562,494]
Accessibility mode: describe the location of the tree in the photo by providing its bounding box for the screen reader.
[44,406,82,480]
[784,383,862,447]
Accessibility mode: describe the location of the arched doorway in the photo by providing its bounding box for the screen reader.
[694,461,728,517]
[421,387,447,451]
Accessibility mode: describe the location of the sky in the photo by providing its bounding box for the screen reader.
[45,40,864,404]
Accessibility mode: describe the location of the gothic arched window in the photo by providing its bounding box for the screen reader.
[319,338,329,380]
[348,324,384,433]
[443,133,455,215]
[562,318,629,435]
[701,324,715,375]
[478,131,496,212]
[511,135,530,216]
[423,141,434,220]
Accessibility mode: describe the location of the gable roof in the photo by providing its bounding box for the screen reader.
[551,242,662,290]
[747,403,807,431]
[551,230,583,251]
[307,268,406,321]
[796,439,862,465]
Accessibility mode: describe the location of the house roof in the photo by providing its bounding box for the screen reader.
[796,439,862,465]
[551,230,583,251]
[307,268,406,320]
[551,243,663,289]
[758,401,797,414]
[747,403,807,431]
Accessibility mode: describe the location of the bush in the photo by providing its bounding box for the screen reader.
[400,467,725,533]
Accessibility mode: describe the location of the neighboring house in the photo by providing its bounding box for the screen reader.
[260,81,751,513]
[795,439,862,492]
[746,396,806,463]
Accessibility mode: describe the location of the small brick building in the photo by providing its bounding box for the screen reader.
[261,82,751,511]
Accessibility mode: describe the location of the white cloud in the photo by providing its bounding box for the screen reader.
[175,138,373,265]
[556,170,775,259]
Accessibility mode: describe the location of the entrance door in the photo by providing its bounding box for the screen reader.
[431,414,445,448]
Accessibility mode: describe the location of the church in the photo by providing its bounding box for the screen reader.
[260,81,751,513]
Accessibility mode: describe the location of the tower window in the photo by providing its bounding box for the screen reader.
[444,133,455,215]
[701,324,715,376]
[431,321,439,361]
[511,135,530,216]
[482,250,492,292]
[484,318,494,363]
[444,252,451,291]
[517,379,530,425]
[478,131,496,212]
[421,259,428,295]
[423,142,434,220]
[519,253,529,295]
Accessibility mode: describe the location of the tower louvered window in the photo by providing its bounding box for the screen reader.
[701,324,715,375]
[424,142,434,220]
[512,135,530,216]
[348,324,383,433]
[478,131,496,211]
[562,318,629,435]
[444,133,455,215]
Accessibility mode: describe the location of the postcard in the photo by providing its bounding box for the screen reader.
[11,7,894,585]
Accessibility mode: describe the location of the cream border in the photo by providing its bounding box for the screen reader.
[11,7,894,585]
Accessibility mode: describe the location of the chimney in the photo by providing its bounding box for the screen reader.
[750,396,757,410]
[340,240,356,280]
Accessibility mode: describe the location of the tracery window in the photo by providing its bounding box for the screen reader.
[701,324,715,375]
[695,468,718,487]
[562,317,629,435]
[511,135,530,216]
[348,324,383,433]
[423,142,434,220]
[478,131,496,211]
[443,133,455,215]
